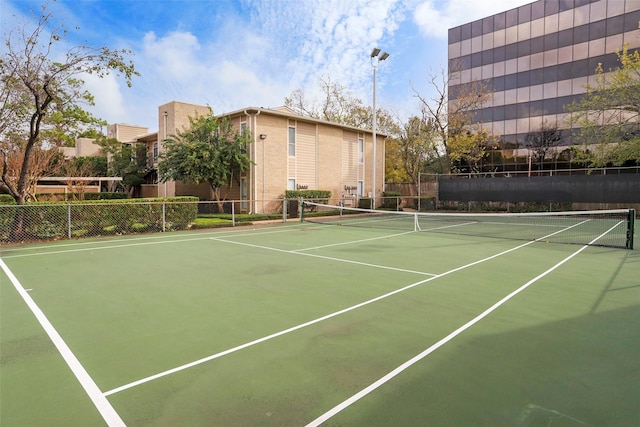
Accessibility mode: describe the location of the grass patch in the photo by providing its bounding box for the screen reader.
[191,217,236,229]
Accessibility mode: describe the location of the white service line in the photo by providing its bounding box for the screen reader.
[105,219,592,396]
[105,233,545,397]
[212,236,436,276]
[0,258,125,427]
[292,231,413,252]
[304,221,623,427]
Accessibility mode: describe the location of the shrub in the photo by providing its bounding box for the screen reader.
[85,192,128,200]
[284,190,331,202]
[0,194,15,204]
[381,191,401,209]
[358,197,373,209]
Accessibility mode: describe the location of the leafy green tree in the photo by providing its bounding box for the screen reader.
[448,127,496,173]
[390,116,442,184]
[0,0,138,205]
[96,136,147,196]
[159,115,252,210]
[566,43,640,166]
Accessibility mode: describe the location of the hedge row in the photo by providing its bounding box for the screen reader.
[0,197,198,241]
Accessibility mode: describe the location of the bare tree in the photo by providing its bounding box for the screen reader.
[525,121,562,169]
[284,76,397,133]
[413,62,492,172]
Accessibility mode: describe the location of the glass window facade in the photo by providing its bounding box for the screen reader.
[448,0,640,147]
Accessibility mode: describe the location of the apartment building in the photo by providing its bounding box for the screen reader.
[447,0,640,156]
[124,101,385,212]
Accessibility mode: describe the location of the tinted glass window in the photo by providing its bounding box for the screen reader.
[483,16,494,33]
[545,0,559,16]
[506,43,519,61]
[494,46,506,62]
[590,19,606,40]
[544,32,559,50]
[606,15,624,37]
[543,98,557,115]
[471,52,483,68]
[531,1,545,20]
[559,0,574,12]
[557,62,573,80]
[449,27,461,44]
[518,71,531,87]
[573,24,589,44]
[518,3,531,24]
[518,40,531,57]
[530,36,545,54]
[517,102,530,118]
[625,10,640,32]
[530,68,544,85]
[558,28,574,48]
[472,20,483,38]
[505,74,518,91]
[482,49,494,65]
[505,105,518,120]
[493,76,506,92]
[460,23,472,41]
[480,108,493,122]
[506,9,518,27]
[543,66,558,84]
[494,12,506,31]
[530,100,544,116]
[572,58,589,77]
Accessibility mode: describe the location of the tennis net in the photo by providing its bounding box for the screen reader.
[301,201,635,250]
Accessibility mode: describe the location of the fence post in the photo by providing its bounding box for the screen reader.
[282,198,287,223]
[232,202,236,227]
[67,204,72,239]
[162,202,166,232]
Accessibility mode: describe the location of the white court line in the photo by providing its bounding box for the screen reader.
[0,222,304,254]
[304,221,622,427]
[0,258,125,427]
[293,231,413,252]
[0,226,303,259]
[211,237,437,277]
[105,220,591,396]
[104,223,574,397]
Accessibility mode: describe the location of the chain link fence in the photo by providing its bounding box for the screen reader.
[0,199,296,244]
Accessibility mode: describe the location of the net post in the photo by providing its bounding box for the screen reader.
[627,209,635,250]
[300,199,305,223]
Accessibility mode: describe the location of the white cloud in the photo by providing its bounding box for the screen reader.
[82,73,128,124]
[413,0,534,38]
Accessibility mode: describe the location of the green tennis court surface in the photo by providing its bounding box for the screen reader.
[1,220,639,426]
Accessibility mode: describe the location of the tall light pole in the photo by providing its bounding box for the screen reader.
[370,48,389,208]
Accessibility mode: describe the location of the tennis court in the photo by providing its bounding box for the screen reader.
[1,207,639,426]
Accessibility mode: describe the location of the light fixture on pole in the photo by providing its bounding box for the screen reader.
[370,47,389,207]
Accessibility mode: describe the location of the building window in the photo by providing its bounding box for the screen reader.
[288,126,296,156]
[153,143,158,162]
[288,179,296,190]
[358,180,363,197]
[358,136,364,163]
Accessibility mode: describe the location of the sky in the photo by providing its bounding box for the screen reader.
[2,0,533,132]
